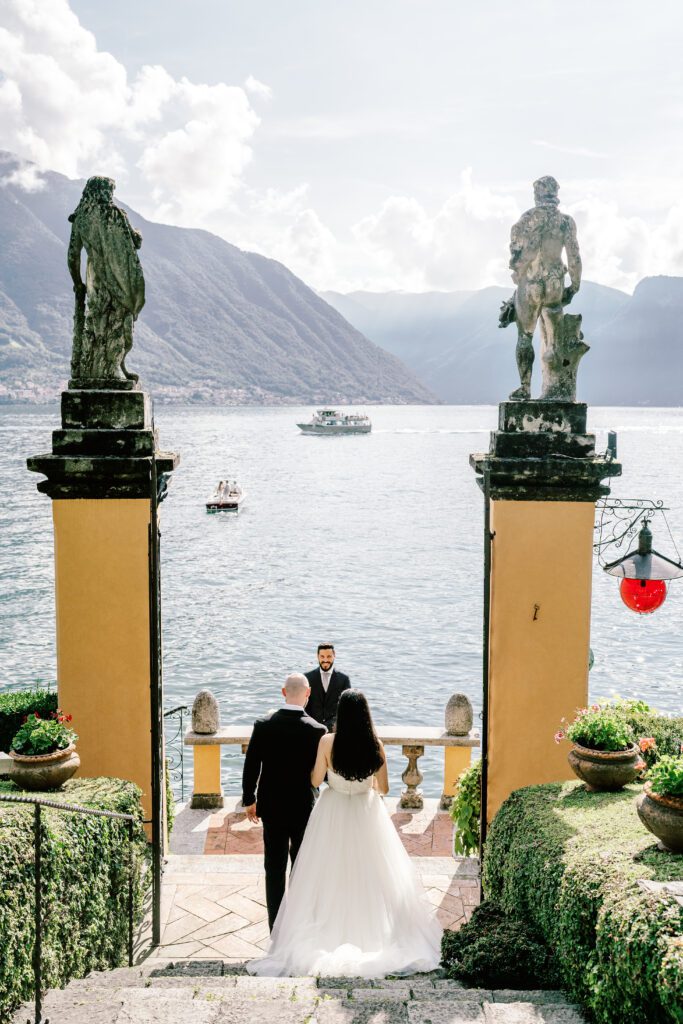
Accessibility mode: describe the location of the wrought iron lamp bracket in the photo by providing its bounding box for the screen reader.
[593,498,675,567]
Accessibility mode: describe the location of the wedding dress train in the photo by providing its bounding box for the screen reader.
[247,768,443,978]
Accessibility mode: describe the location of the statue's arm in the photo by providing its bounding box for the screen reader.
[509,214,533,281]
[67,223,85,295]
[564,216,582,294]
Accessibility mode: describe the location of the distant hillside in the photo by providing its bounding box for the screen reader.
[322,278,683,406]
[0,153,435,405]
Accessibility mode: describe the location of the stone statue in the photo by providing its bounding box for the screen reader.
[68,176,144,387]
[498,176,587,402]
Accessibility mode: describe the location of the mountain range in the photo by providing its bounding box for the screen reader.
[0,152,433,405]
[321,279,683,406]
[3,150,682,407]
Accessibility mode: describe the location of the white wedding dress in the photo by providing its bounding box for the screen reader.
[247,767,443,978]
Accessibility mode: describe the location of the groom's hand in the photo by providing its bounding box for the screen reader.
[245,803,259,824]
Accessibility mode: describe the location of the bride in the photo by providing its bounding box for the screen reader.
[248,689,442,978]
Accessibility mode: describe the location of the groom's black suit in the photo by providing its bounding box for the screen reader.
[304,668,351,731]
[242,707,326,929]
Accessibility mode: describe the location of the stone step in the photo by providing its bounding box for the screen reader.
[12,964,587,1024]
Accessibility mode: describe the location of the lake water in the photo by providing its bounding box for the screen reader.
[1,404,682,798]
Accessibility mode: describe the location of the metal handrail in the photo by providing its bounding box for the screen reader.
[164,705,189,802]
[0,793,138,1024]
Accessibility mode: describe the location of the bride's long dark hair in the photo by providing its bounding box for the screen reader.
[331,689,384,781]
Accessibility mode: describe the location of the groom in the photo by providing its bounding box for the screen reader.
[242,673,327,930]
[304,643,351,731]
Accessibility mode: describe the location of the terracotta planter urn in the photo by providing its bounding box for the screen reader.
[567,742,640,791]
[636,783,683,853]
[8,744,80,792]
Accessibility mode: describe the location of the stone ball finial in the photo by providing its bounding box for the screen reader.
[192,689,220,735]
[445,693,473,736]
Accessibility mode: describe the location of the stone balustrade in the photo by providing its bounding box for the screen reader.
[184,718,480,812]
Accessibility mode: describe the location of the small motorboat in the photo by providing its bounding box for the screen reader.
[206,479,246,512]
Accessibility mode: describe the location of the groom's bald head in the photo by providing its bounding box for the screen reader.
[282,673,310,707]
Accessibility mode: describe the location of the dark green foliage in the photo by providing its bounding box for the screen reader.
[165,758,175,835]
[441,901,559,989]
[0,689,58,757]
[0,777,148,1024]
[564,704,634,751]
[483,781,683,1024]
[622,704,683,766]
[449,758,481,856]
[649,755,683,797]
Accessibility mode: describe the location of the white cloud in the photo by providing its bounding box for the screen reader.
[0,0,261,220]
[272,208,337,283]
[138,80,259,222]
[3,1,683,296]
[567,194,683,292]
[244,75,272,101]
[352,169,518,291]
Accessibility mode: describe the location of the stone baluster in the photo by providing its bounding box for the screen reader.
[441,693,474,810]
[400,745,425,809]
[190,690,223,809]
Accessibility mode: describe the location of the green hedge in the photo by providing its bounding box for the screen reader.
[0,777,148,1024]
[623,706,683,760]
[484,782,683,1024]
[0,689,58,756]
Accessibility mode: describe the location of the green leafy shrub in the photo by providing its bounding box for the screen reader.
[10,710,77,755]
[558,704,635,751]
[449,758,481,856]
[165,758,176,835]
[484,781,683,1023]
[617,700,683,767]
[0,776,148,1023]
[0,689,58,757]
[648,755,683,798]
[441,900,559,989]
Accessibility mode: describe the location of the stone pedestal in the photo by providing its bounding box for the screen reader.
[471,400,621,824]
[27,385,179,833]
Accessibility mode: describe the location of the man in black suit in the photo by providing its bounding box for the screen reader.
[242,673,326,930]
[304,643,351,732]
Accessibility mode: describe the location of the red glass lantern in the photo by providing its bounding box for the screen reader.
[619,577,667,614]
[604,520,683,615]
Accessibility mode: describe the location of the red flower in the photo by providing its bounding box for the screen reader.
[639,737,656,753]
[34,712,40,719]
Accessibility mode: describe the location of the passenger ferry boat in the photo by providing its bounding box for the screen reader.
[297,409,372,435]
[206,479,245,512]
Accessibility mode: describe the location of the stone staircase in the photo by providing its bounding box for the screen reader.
[13,960,587,1023]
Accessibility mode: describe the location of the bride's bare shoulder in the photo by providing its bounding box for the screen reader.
[320,733,334,748]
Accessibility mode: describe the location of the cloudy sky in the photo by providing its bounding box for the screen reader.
[2,0,683,293]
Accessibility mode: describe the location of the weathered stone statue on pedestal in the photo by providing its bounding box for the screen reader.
[68,176,144,389]
[498,175,588,402]
[27,172,178,860]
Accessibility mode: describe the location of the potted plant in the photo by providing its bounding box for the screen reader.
[555,704,641,791]
[636,753,683,852]
[9,710,79,791]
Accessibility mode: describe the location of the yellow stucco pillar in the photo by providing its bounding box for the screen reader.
[191,744,224,808]
[28,386,179,843]
[471,399,621,831]
[53,499,154,820]
[442,746,472,806]
[486,500,595,820]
